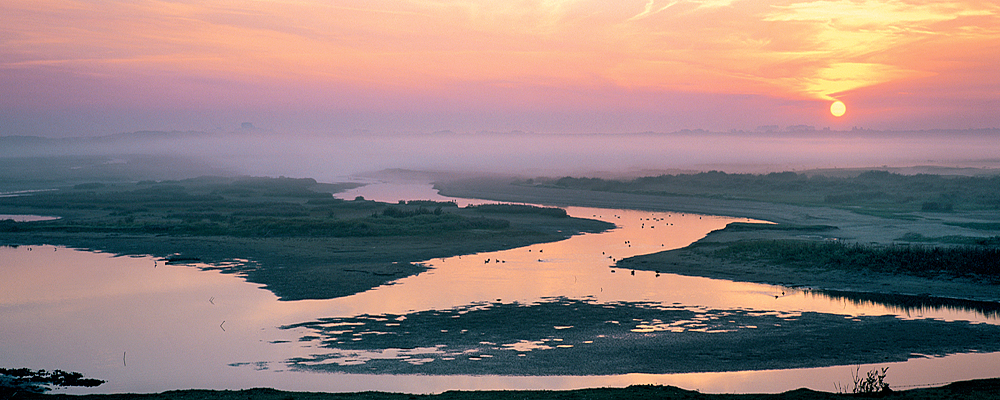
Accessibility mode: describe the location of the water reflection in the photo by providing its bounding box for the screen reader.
[284,297,1000,376]
[335,182,1000,323]
[4,182,1000,395]
[810,289,1000,320]
[0,245,306,394]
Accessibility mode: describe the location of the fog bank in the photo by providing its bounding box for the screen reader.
[2,130,998,181]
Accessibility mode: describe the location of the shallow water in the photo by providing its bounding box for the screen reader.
[2,182,998,394]
[333,182,999,323]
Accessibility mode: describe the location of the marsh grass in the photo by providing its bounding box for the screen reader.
[0,177,517,238]
[836,366,891,395]
[544,170,1000,215]
[710,240,1000,283]
[1,174,612,300]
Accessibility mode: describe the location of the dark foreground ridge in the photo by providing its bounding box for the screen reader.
[12,378,1000,400]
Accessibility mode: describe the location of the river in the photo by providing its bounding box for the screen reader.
[1,182,998,394]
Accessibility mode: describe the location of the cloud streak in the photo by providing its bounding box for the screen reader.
[1,0,998,134]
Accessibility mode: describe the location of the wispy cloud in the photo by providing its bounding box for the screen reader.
[628,0,679,21]
[1,0,998,131]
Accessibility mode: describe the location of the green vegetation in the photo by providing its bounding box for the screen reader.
[709,239,999,283]
[1,173,612,300]
[0,176,513,238]
[542,170,1000,216]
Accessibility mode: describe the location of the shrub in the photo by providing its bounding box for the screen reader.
[837,366,891,395]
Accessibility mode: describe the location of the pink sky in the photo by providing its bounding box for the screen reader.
[2,0,999,136]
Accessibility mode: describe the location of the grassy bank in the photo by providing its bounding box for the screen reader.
[621,222,1000,303]
[0,175,612,300]
[707,238,1000,284]
[539,170,1000,217]
[434,178,1000,301]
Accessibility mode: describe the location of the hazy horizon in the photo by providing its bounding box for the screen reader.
[3,1,999,179]
[4,129,999,181]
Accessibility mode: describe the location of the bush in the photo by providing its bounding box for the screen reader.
[835,366,891,395]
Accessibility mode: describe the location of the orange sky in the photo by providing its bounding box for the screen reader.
[2,0,998,135]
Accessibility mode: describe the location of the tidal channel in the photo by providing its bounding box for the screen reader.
[2,182,998,394]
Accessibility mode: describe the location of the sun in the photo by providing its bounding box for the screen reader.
[830,100,846,117]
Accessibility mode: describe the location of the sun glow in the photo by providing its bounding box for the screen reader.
[830,101,846,117]
[1,0,999,132]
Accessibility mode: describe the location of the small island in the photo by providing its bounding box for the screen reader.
[0,173,612,301]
